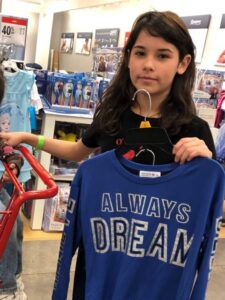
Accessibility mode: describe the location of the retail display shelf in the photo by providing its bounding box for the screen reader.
[52,174,75,181]
[30,109,92,230]
[41,95,94,117]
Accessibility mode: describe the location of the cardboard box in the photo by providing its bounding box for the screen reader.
[42,182,70,232]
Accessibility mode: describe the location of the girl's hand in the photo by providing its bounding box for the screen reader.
[173,137,212,164]
[0,132,24,147]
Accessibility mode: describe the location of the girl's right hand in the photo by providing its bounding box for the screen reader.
[0,132,25,147]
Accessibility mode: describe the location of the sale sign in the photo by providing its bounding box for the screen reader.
[0,15,28,60]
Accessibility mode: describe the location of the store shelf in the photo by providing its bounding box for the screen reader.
[30,110,93,230]
[52,174,75,181]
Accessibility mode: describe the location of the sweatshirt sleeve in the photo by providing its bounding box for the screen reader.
[52,170,83,300]
[190,176,225,299]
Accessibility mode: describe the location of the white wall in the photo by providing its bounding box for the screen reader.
[48,0,225,72]
[150,0,225,71]
[1,0,225,72]
[50,0,154,71]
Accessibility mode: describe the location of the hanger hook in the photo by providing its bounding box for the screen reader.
[136,148,155,165]
[132,89,152,121]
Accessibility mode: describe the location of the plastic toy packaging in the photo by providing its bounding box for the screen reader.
[42,182,70,232]
[43,71,112,113]
[81,80,93,108]
[51,75,65,105]
[63,80,74,106]
[74,80,83,107]
[34,70,48,95]
[49,73,75,106]
[215,123,225,164]
[98,79,110,102]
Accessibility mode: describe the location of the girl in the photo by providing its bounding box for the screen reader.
[0,11,214,164]
[0,11,215,299]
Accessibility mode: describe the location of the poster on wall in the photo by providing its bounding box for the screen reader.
[0,15,28,61]
[60,32,74,53]
[181,15,211,63]
[193,69,225,107]
[192,68,225,127]
[94,28,120,48]
[92,47,123,73]
[75,32,92,55]
[215,14,225,65]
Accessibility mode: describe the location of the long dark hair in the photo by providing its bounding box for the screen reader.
[95,11,196,135]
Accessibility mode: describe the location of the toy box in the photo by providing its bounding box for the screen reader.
[42,182,70,232]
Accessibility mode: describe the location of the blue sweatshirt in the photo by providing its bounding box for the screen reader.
[52,150,225,300]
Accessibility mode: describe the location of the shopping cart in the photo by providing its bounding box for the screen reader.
[0,145,58,258]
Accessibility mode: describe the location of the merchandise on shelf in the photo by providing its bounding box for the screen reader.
[34,69,48,95]
[37,71,112,113]
[49,121,87,178]
[42,182,70,232]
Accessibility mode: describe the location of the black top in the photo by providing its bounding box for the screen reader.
[82,109,216,164]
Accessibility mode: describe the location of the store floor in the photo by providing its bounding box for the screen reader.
[22,214,225,300]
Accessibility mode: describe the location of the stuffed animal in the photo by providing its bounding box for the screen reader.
[57,130,77,142]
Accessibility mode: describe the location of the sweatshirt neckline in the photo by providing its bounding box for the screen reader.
[109,149,191,184]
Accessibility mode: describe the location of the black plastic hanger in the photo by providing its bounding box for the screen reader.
[116,89,174,164]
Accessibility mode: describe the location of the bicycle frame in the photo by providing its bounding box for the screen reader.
[0,145,58,258]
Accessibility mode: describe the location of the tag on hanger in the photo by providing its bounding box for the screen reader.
[140,120,151,128]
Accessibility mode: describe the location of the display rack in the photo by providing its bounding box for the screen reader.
[30,110,93,230]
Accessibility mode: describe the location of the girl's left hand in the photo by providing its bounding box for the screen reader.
[173,137,213,164]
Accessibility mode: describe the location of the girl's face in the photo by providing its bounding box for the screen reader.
[128,30,191,104]
[0,114,10,132]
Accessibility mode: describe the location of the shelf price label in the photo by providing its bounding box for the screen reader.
[0,15,28,60]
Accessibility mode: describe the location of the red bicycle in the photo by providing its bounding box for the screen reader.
[0,145,58,258]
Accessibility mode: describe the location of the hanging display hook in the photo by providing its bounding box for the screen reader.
[132,88,152,122]
[132,89,152,128]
